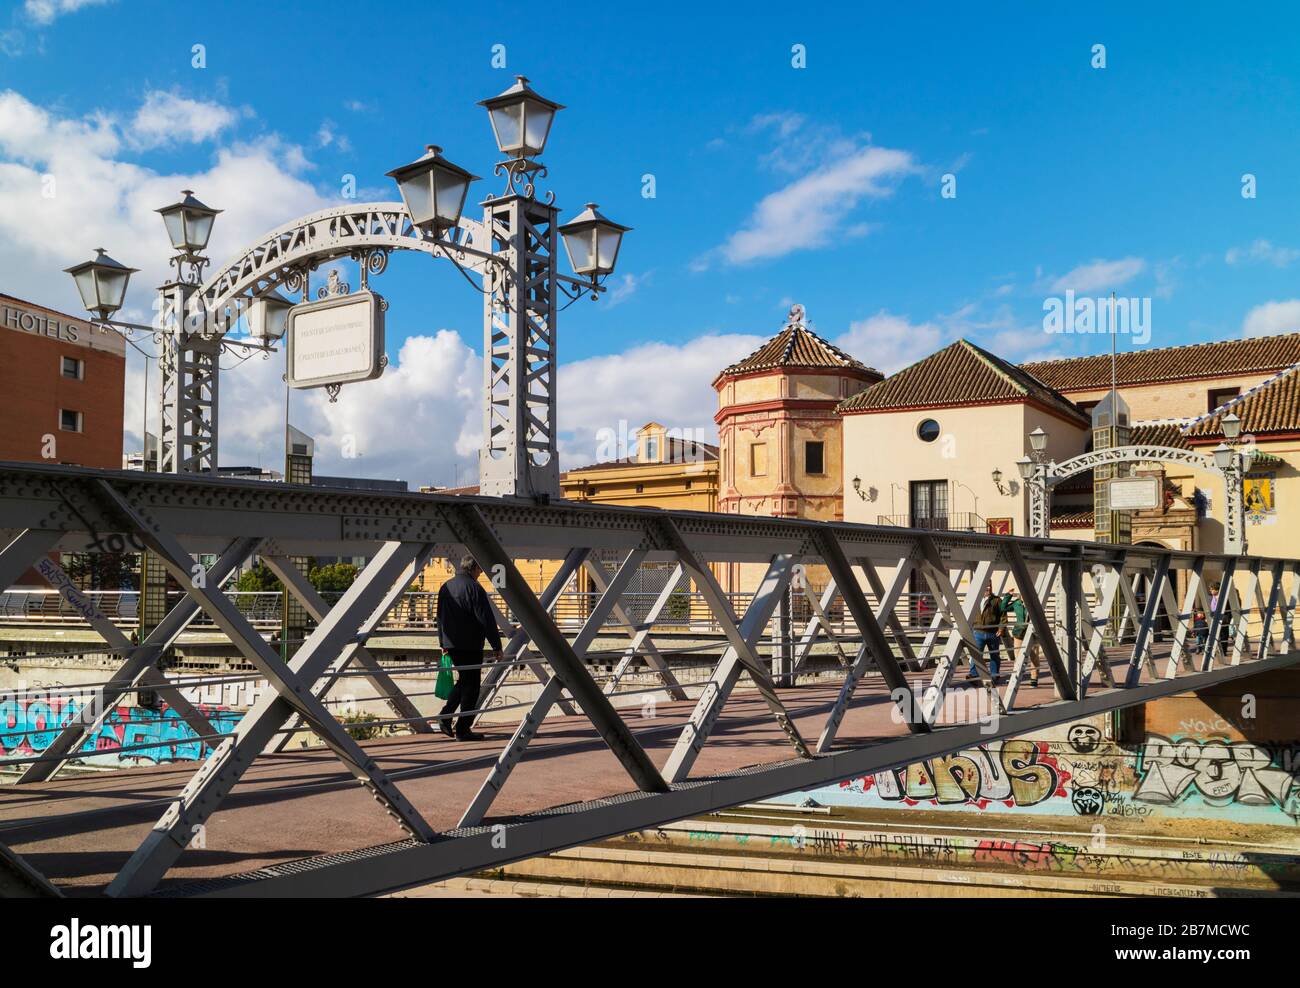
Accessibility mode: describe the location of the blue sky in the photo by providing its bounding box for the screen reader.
[3,1,1300,483]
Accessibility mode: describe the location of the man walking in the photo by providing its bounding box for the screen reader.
[436,555,503,741]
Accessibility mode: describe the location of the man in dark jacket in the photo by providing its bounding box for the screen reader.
[436,555,503,741]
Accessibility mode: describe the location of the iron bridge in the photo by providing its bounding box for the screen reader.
[0,462,1296,897]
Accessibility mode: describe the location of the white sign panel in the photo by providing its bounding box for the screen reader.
[1109,476,1160,511]
[286,291,385,389]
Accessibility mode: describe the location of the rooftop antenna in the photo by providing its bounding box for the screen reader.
[1109,290,1118,410]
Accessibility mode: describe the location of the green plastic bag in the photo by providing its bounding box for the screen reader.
[434,653,455,701]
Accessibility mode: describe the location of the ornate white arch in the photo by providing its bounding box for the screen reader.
[188,202,491,326]
[1046,444,1212,485]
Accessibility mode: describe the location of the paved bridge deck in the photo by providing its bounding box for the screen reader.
[0,656,1167,896]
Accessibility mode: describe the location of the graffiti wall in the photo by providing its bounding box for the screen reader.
[777,714,1300,826]
[0,694,241,766]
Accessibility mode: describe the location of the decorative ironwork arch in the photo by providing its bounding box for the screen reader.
[1045,444,1213,485]
[187,202,492,326]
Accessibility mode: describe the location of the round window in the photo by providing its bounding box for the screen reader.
[917,419,941,443]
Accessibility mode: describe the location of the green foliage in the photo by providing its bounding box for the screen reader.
[62,552,140,591]
[309,562,358,593]
[234,563,281,593]
[665,588,691,621]
[341,710,381,741]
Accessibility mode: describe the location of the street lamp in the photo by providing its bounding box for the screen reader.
[64,248,138,323]
[1016,456,1034,480]
[1213,442,1233,471]
[558,203,631,278]
[247,290,294,341]
[479,75,563,159]
[1221,411,1241,441]
[157,190,221,260]
[1029,426,1048,454]
[385,145,479,236]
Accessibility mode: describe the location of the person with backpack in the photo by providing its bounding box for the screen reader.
[1005,588,1043,687]
[967,587,1004,682]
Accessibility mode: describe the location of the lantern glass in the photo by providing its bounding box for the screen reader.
[187,210,215,251]
[96,266,130,310]
[597,224,624,271]
[398,170,435,227]
[1029,426,1048,453]
[161,209,187,252]
[1213,443,1233,471]
[72,268,100,311]
[562,227,596,274]
[433,166,470,229]
[522,98,555,154]
[1016,456,1034,480]
[489,102,525,155]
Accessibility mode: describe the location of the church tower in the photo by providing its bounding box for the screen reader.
[713,303,881,522]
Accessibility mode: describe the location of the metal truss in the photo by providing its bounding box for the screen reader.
[2,462,1298,897]
[478,195,561,498]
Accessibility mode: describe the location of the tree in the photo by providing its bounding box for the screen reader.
[234,563,281,593]
[309,562,358,594]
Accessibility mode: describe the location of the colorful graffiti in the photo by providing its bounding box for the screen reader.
[779,717,1300,825]
[1134,735,1299,813]
[0,694,240,765]
[835,739,1069,809]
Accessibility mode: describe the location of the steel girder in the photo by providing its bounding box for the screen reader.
[1,462,1298,897]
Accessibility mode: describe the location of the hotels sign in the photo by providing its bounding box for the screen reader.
[286,291,386,389]
[1109,476,1161,511]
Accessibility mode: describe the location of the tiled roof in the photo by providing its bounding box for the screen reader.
[1022,334,1300,391]
[1129,421,1193,449]
[1050,508,1094,529]
[1183,363,1300,440]
[718,323,879,379]
[837,338,1089,424]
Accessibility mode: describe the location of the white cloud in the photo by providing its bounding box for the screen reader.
[1225,239,1300,268]
[1050,256,1146,294]
[315,119,352,153]
[834,311,946,375]
[0,87,328,323]
[124,330,484,488]
[1242,299,1300,338]
[701,145,915,268]
[24,0,110,25]
[130,91,241,149]
[556,334,765,467]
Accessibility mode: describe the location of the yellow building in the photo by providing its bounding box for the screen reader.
[561,421,719,510]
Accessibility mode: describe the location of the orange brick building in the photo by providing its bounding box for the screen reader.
[0,293,125,468]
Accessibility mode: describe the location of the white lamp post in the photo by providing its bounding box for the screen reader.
[156,190,222,259]
[64,249,138,323]
[479,75,563,159]
[558,203,631,278]
[385,145,479,236]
